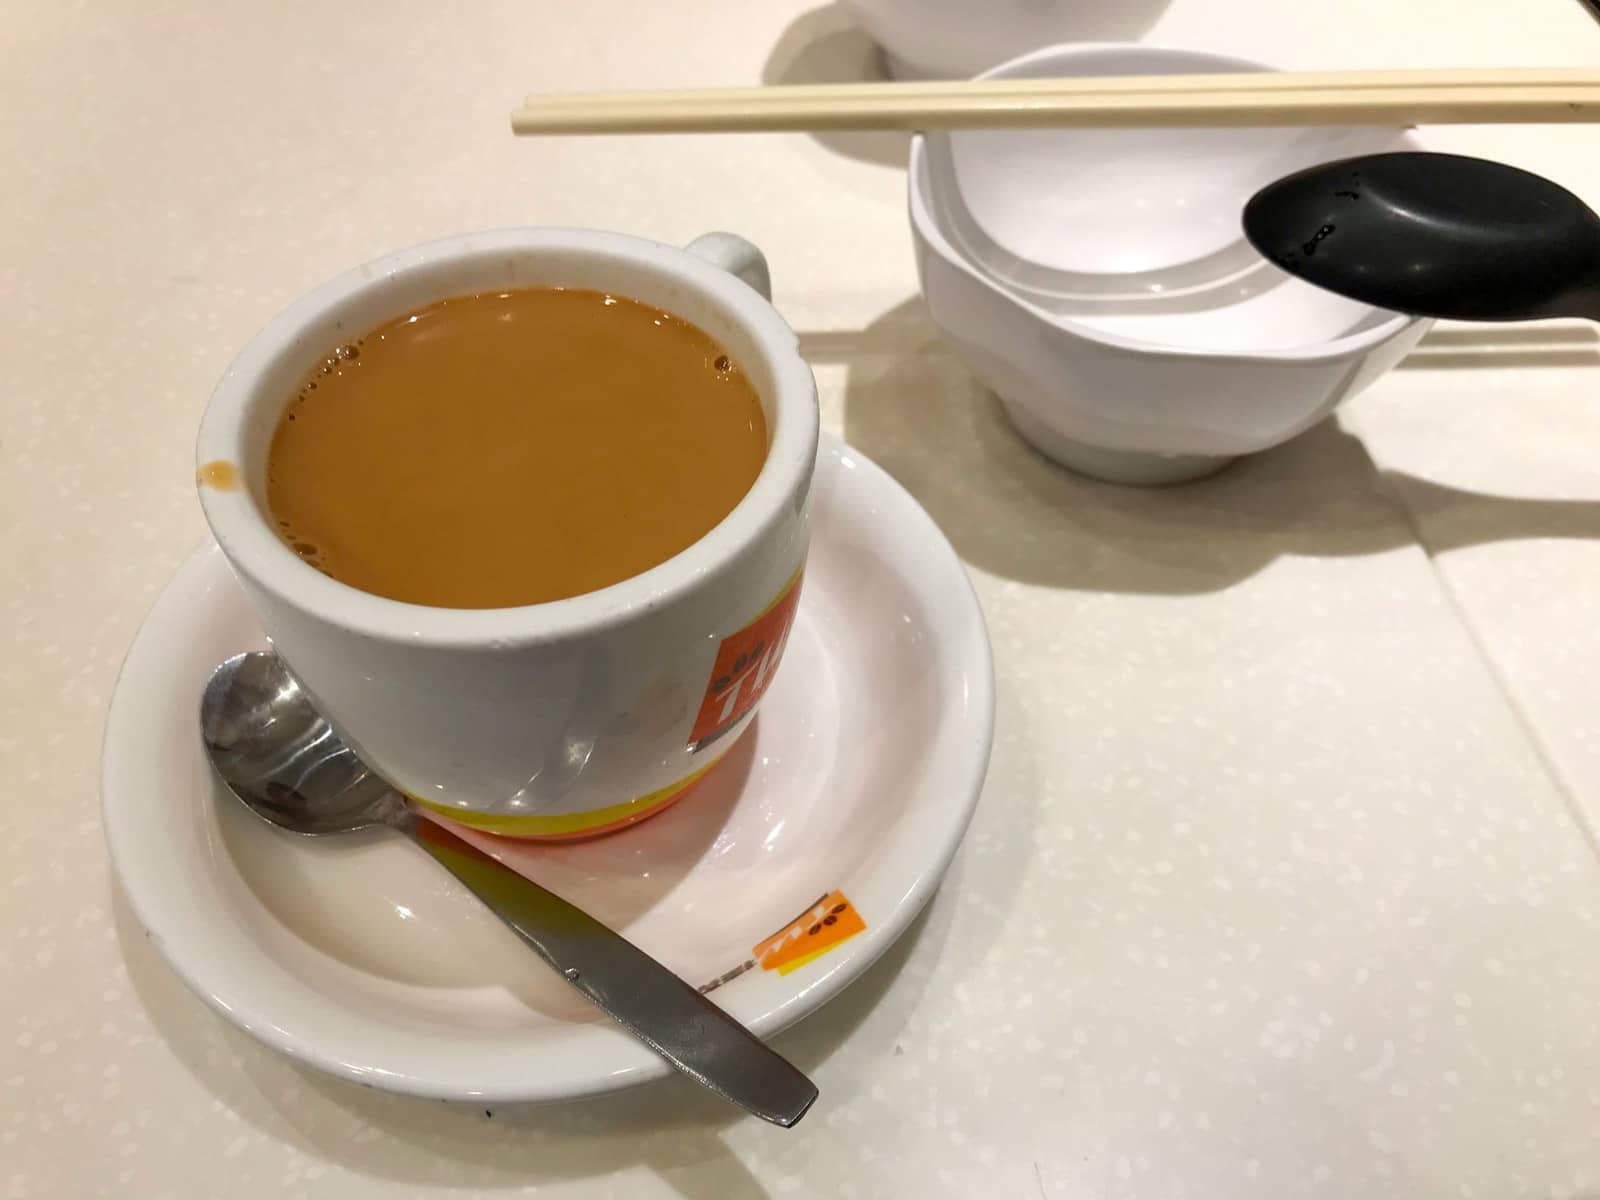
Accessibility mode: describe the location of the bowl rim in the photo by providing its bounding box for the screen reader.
[908,41,1426,365]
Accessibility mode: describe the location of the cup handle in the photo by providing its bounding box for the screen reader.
[685,232,772,301]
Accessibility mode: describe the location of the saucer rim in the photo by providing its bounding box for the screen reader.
[101,432,997,1102]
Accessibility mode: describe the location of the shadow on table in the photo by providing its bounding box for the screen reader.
[111,837,996,1197]
[762,4,906,169]
[807,300,1600,596]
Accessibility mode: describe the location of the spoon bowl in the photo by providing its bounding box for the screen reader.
[201,652,404,835]
[1243,151,1600,322]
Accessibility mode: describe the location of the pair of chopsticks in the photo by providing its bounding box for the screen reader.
[511,67,1600,135]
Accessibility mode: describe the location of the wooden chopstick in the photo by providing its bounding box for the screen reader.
[510,68,1600,134]
[523,68,1600,107]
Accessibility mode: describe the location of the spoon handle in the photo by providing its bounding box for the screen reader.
[403,816,819,1127]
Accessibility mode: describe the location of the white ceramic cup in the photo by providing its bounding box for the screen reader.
[196,229,818,839]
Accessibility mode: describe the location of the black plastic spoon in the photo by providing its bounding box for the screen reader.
[1243,151,1600,322]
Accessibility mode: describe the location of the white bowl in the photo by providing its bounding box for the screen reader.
[844,0,1147,79]
[909,43,1433,485]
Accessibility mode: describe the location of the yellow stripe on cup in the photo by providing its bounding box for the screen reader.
[413,749,729,839]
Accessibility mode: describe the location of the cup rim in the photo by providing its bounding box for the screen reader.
[195,227,818,649]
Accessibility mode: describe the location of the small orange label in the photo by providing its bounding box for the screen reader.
[688,571,803,752]
[753,891,865,976]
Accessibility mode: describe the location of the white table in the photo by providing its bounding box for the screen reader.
[7,1,1600,1195]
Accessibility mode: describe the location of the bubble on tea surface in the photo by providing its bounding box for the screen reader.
[285,533,327,570]
[714,355,731,372]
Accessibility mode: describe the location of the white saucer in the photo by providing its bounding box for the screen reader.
[102,434,994,1103]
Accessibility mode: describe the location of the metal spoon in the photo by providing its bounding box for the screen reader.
[200,650,818,1127]
[1242,151,1600,321]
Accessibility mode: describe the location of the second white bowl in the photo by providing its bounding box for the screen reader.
[845,0,1149,79]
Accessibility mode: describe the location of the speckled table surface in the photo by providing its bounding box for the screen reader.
[8,1,1600,1196]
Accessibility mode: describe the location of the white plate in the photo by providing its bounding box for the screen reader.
[101,434,994,1103]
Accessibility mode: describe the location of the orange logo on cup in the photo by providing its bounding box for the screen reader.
[688,570,802,752]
